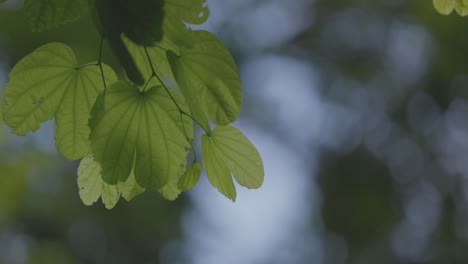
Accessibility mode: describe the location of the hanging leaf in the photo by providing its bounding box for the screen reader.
[433,0,468,16]
[202,136,236,200]
[2,43,117,160]
[24,0,89,32]
[201,125,264,201]
[89,81,193,190]
[178,162,202,191]
[78,155,146,208]
[77,156,120,209]
[167,30,242,130]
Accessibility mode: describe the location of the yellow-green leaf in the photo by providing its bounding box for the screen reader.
[77,156,120,209]
[433,0,468,16]
[78,156,146,208]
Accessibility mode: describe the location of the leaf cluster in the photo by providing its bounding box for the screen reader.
[1,0,264,208]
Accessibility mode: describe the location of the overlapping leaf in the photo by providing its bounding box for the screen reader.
[118,166,146,202]
[123,35,175,86]
[167,30,242,131]
[2,43,117,160]
[159,0,209,48]
[89,81,193,190]
[178,162,202,191]
[202,125,264,201]
[433,0,468,16]
[121,0,210,86]
[78,155,145,209]
[24,0,89,32]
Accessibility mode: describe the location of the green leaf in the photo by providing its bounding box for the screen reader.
[77,156,120,209]
[24,0,89,32]
[201,125,264,201]
[78,155,145,208]
[118,167,145,202]
[433,0,468,16]
[202,135,236,201]
[155,0,209,49]
[167,30,242,128]
[2,43,117,160]
[165,0,209,25]
[178,162,202,191]
[159,170,184,200]
[123,35,175,85]
[89,81,193,190]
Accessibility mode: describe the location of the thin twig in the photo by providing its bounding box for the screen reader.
[143,47,202,158]
[98,37,107,93]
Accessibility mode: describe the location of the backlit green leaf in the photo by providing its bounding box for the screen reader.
[167,30,242,128]
[2,43,117,160]
[78,155,146,208]
[202,125,264,201]
[89,81,193,190]
[202,135,236,201]
[77,156,120,209]
[178,162,202,191]
[24,0,89,32]
[433,0,468,16]
[123,35,175,85]
[159,169,184,200]
[101,182,121,209]
[118,167,146,202]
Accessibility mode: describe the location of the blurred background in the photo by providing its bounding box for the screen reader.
[1,0,468,263]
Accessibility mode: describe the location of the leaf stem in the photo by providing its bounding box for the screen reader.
[143,47,202,158]
[98,37,107,92]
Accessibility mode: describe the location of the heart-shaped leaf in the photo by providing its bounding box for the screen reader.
[202,125,263,201]
[2,43,117,160]
[89,81,193,190]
